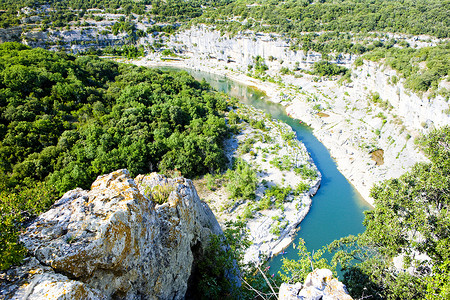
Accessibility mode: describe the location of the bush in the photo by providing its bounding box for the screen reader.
[294,165,317,180]
[313,61,348,77]
[188,221,250,299]
[295,182,310,195]
[225,159,258,200]
[0,182,57,270]
[265,185,292,202]
[146,183,174,205]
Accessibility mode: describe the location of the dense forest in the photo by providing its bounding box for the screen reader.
[197,0,449,38]
[0,42,230,269]
[0,0,448,38]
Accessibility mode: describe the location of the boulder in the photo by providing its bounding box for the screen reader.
[279,269,352,300]
[1,169,222,299]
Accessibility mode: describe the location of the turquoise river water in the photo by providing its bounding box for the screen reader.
[161,67,372,274]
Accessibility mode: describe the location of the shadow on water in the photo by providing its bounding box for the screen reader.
[159,67,371,275]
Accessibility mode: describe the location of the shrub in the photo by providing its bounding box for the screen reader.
[0,182,57,270]
[148,183,174,205]
[225,159,258,200]
[313,61,348,77]
[265,185,292,202]
[295,182,310,195]
[294,165,317,180]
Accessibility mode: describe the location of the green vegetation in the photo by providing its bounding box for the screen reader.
[225,159,258,200]
[362,43,450,94]
[265,185,291,203]
[147,183,175,205]
[196,0,449,38]
[270,155,293,171]
[2,0,448,40]
[270,219,288,237]
[313,61,348,77]
[248,55,268,75]
[0,181,57,270]
[280,238,335,284]
[186,220,251,299]
[294,182,309,195]
[0,42,230,269]
[294,165,317,180]
[190,220,283,299]
[0,0,218,29]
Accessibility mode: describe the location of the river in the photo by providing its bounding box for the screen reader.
[160,67,372,274]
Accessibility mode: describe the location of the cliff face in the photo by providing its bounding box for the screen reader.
[166,26,448,133]
[168,25,346,67]
[1,169,223,299]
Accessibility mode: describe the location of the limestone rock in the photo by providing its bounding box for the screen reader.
[1,169,222,299]
[279,269,352,300]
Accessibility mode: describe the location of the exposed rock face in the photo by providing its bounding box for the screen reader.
[0,27,22,43]
[279,269,352,300]
[1,169,222,299]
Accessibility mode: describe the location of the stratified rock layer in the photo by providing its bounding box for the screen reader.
[1,169,222,299]
[279,269,353,300]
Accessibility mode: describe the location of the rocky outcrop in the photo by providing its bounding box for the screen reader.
[0,27,22,43]
[0,169,223,299]
[279,269,352,300]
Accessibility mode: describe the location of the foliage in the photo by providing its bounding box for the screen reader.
[101,45,145,59]
[257,196,272,210]
[197,0,449,38]
[294,165,317,180]
[161,49,177,57]
[313,61,348,77]
[0,43,230,270]
[0,43,229,197]
[270,219,288,237]
[204,173,217,191]
[188,220,251,299]
[270,155,293,171]
[225,159,257,200]
[251,55,268,74]
[0,182,58,270]
[265,185,291,202]
[362,43,450,93]
[294,182,309,195]
[280,238,335,284]
[147,183,175,205]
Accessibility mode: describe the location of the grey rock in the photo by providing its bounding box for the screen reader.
[279,269,352,300]
[1,169,223,299]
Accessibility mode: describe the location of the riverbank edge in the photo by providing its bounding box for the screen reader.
[191,99,322,263]
[128,57,376,207]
